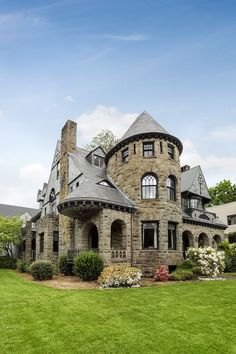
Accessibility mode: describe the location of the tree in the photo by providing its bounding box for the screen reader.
[0,216,23,259]
[86,130,119,153]
[208,180,236,206]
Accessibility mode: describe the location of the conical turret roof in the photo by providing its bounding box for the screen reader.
[105,111,183,162]
[121,111,168,141]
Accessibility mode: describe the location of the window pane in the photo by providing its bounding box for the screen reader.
[143,222,158,249]
[142,175,157,199]
[143,142,154,157]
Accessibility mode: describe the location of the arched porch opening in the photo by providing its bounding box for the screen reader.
[83,222,99,251]
[212,235,222,250]
[111,219,126,250]
[182,230,194,257]
[198,233,209,248]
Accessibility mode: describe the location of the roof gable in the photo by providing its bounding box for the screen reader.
[181,166,211,200]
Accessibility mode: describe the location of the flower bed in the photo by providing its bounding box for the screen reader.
[98,265,142,288]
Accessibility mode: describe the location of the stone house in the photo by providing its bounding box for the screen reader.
[23,112,226,275]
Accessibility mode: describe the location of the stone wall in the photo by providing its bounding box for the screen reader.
[35,215,59,262]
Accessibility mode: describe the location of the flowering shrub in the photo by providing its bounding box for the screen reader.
[186,247,225,278]
[98,265,142,288]
[153,265,169,282]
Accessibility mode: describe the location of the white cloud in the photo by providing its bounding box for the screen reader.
[64,95,75,103]
[181,139,236,186]
[76,105,138,145]
[103,34,148,42]
[210,124,236,140]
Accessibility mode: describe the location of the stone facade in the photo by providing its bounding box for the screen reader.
[23,112,226,276]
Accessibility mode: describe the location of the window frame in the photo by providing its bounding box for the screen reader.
[142,221,159,250]
[143,141,155,157]
[168,222,177,250]
[121,148,129,163]
[227,214,236,226]
[93,154,105,168]
[167,176,176,201]
[168,144,175,159]
[141,173,158,199]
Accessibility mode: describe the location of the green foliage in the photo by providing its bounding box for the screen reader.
[177,259,196,270]
[219,241,236,272]
[73,251,104,281]
[85,129,119,153]
[208,179,236,206]
[30,260,54,281]
[17,259,31,273]
[0,256,16,269]
[169,269,196,281]
[227,232,236,244]
[58,255,73,275]
[0,216,23,259]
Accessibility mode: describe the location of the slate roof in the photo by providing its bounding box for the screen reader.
[0,204,39,218]
[60,148,135,209]
[106,111,183,162]
[181,165,211,200]
[120,111,169,140]
[182,211,226,228]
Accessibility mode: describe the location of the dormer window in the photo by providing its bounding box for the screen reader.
[98,180,114,188]
[93,155,105,168]
[122,148,129,163]
[143,142,154,157]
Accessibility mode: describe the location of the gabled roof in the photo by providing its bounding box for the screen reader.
[121,111,169,140]
[0,204,39,218]
[59,148,135,210]
[181,165,211,200]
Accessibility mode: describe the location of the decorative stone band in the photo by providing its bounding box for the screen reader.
[105,132,183,164]
[57,198,136,217]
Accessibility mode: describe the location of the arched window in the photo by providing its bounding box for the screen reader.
[141,174,157,199]
[167,176,176,201]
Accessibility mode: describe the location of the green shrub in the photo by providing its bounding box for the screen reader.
[58,255,73,275]
[177,259,196,270]
[17,259,31,273]
[169,269,196,281]
[30,260,54,281]
[73,252,104,281]
[0,256,17,269]
[98,265,142,288]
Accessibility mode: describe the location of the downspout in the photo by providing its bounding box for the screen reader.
[131,211,134,267]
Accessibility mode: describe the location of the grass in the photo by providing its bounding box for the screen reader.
[224,272,236,276]
[1,270,236,354]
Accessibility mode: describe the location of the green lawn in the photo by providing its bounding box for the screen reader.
[1,270,236,354]
[224,272,236,277]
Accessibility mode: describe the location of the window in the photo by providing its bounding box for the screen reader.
[167,176,176,201]
[143,142,154,157]
[142,222,159,249]
[56,163,60,179]
[141,174,158,199]
[49,188,56,202]
[39,233,44,253]
[133,144,136,154]
[168,223,177,250]
[228,215,236,226]
[168,144,174,159]
[160,141,163,154]
[190,198,203,209]
[93,155,105,168]
[122,148,129,163]
[76,181,79,188]
[53,231,59,252]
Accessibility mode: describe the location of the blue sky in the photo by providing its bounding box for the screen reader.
[0,0,236,207]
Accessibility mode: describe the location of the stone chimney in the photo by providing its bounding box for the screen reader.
[59,120,77,255]
[60,120,77,201]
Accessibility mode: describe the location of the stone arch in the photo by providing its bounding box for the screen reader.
[111,219,127,250]
[83,222,99,250]
[212,235,222,249]
[182,230,194,255]
[198,233,209,248]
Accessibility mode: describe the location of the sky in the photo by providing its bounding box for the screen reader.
[0,0,236,208]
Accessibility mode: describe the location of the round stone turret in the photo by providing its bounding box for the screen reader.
[106,112,184,275]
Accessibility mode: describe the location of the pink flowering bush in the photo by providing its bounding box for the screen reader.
[153,265,169,282]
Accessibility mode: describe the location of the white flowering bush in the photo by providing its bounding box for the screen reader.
[186,247,225,278]
[98,265,142,288]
